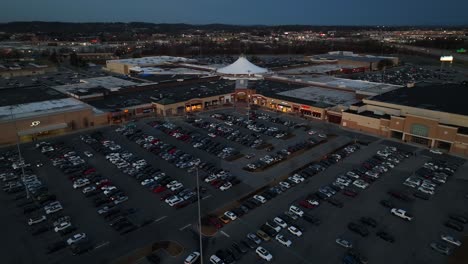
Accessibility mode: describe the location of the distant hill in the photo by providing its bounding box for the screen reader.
[1,21,459,34]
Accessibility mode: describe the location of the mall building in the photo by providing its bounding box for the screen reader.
[0,85,107,145]
[341,83,468,155]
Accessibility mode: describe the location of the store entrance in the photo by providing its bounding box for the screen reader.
[410,135,430,146]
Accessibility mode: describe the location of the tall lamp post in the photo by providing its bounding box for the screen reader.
[195,167,203,264]
[10,106,29,199]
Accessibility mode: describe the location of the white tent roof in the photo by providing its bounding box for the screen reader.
[216,56,268,75]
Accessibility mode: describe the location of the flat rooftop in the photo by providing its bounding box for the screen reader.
[86,78,307,111]
[275,75,401,95]
[134,74,210,83]
[106,56,195,66]
[53,76,138,93]
[87,78,236,110]
[311,51,397,63]
[277,64,353,74]
[130,66,210,75]
[0,98,91,122]
[0,85,67,107]
[369,83,468,116]
[275,86,358,108]
[250,79,307,94]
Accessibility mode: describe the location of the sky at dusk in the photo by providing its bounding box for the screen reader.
[1,0,467,25]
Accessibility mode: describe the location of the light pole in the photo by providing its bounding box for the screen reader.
[195,167,203,264]
[10,106,29,199]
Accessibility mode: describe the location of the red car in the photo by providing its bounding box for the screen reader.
[209,217,223,229]
[83,168,96,175]
[160,192,172,201]
[299,200,314,209]
[343,189,358,197]
[96,180,112,188]
[152,186,167,193]
[175,200,190,209]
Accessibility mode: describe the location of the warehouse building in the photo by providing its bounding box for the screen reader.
[309,51,399,71]
[105,56,196,74]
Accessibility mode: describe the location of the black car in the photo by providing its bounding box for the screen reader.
[216,249,234,264]
[360,217,377,228]
[303,213,321,225]
[380,199,394,208]
[31,225,50,236]
[445,220,464,231]
[413,191,430,200]
[347,249,368,264]
[376,231,395,243]
[348,222,369,237]
[327,198,343,208]
[241,239,256,249]
[70,239,93,255]
[46,240,67,254]
[232,242,248,254]
[227,247,241,261]
[260,224,278,237]
[449,214,468,224]
[23,205,40,214]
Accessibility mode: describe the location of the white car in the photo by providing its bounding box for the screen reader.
[279,181,291,189]
[204,175,217,183]
[54,221,72,232]
[66,233,86,245]
[166,181,180,188]
[82,186,96,194]
[266,221,282,232]
[308,130,317,135]
[275,234,292,247]
[104,187,118,195]
[391,208,413,221]
[224,211,237,221]
[114,196,129,205]
[165,196,183,207]
[318,133,327,138]
[253,195,267,204]
[219,182,232,191]
[73,178,90,189]
[28,215,46,226]
[208,133,216,138]
[255,246,273,262]
[346,171,359,179]
[45,205,63,215]
[288,177,302,184]
[430,149,443,155]
[289,205,304,217]
[170,183,184,191]
[273,217,287,228]
[83,151,93,157]
[288,226,303,237]
[336,238,353,248]
[141,178,155,186]
[441,234,461,247]
[418,186,435,195]
[353,180,369,189]
[184,251,200,264]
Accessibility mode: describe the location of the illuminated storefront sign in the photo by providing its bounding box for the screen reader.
[31,121,41,127]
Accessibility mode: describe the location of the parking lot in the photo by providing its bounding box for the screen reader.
[1,108,467,264]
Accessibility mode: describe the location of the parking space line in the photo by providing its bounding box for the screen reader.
[202,195,212,200]
[155,216,167,222]
[179,224,192,231]
[94,241,110,250]
[220,231,230,238]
